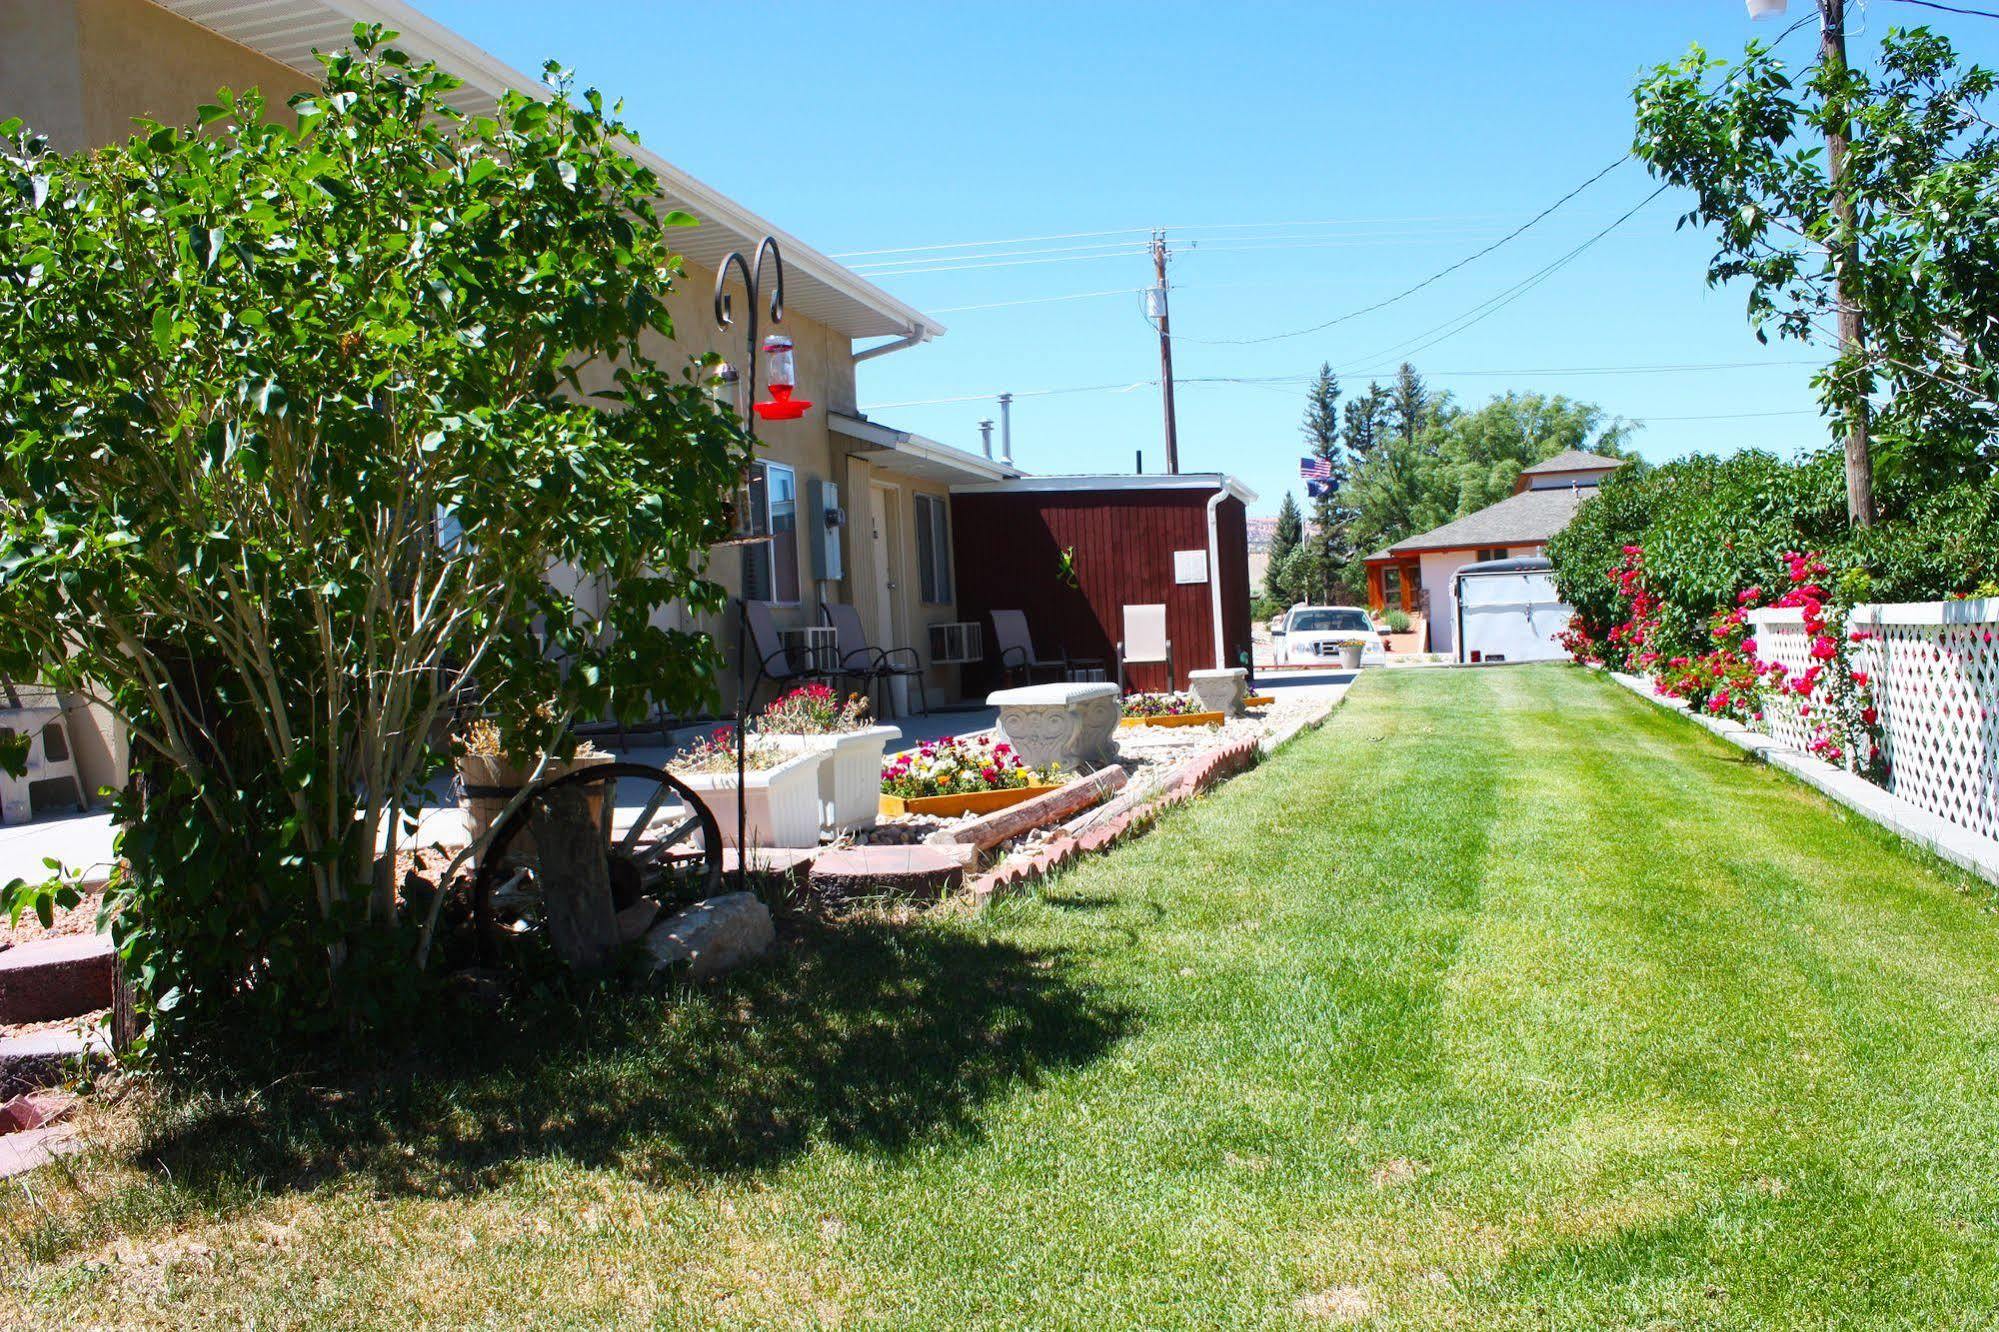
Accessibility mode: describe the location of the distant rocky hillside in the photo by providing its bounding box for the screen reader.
[1245,515,1318,553]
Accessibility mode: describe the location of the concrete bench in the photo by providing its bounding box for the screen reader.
[987,682,1121,771]
[1187,668,1250,717]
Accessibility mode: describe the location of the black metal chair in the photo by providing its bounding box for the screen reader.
[820,601,928,717]
[990,609,1105,687]
[741,599,841,711]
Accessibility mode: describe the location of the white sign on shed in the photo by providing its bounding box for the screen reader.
[1173,549,1209,584]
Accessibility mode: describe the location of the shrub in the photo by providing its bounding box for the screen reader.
[0,29,746,1057]
[1548,442,1992,759]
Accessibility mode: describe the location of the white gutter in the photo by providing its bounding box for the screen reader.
[852,329,930,364]
[1205,476,1258,671]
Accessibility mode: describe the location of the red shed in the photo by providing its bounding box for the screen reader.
[949,474,1257,694]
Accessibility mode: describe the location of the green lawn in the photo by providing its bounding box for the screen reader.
[12,664,1999,1329]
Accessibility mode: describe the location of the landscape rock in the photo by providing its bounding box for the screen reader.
[616,896,661,943]
[0,1090,73,1134]
[640,892,774,981]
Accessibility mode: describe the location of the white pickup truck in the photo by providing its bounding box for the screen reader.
[1272,604,1386,668]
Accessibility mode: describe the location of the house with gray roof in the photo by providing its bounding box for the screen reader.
[1363,450,1623,654]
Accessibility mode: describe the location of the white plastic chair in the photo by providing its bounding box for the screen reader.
[1116,604,1174,693]
[0,683,89,825]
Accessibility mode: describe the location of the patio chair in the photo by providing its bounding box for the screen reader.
[1116,604,1175,693]
[820,601,929,718]
[990,609,1105,686]
[741,599,841,709]
[0,680,89,824]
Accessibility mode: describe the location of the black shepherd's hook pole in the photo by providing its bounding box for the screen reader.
[714,238,785,892]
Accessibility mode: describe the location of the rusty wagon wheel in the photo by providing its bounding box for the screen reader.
[468,761,722,963]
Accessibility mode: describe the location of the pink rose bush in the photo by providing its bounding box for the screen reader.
[1559,541,1886,779]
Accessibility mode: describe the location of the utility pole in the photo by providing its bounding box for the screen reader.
[1150,230,1181,474]
[1818,0,1876,526]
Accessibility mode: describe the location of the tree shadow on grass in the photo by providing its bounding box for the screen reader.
[127,914,1129,1204]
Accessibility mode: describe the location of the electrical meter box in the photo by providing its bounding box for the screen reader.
[809,478,845,582]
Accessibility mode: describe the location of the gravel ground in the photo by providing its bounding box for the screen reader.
[854,690,1339,866]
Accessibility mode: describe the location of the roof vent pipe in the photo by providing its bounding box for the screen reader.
[998,393,1014,466]
[978,419,994,459]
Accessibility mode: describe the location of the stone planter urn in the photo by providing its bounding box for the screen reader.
[1187,667,1251,717]
[987,682,1121,771]
[676,747,825,850]
[765,724,901,833]
[1340,642,1365,669]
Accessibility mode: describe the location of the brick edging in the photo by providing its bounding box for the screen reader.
[965,736,1265,905]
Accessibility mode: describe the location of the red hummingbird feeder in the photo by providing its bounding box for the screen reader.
[751,334,813,421]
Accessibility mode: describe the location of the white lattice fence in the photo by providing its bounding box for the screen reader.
[1747,607,1817,755]
[1752,599,1999,842]
[1850,600,1999,842]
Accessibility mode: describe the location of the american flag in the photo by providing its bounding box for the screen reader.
[1299,455,1332,481]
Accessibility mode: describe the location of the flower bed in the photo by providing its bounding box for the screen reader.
[1118,694,1223,729]
[879,735,1063,817]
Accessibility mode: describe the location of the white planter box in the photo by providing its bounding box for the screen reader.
[766,725,901,832]
[677,748,825,850]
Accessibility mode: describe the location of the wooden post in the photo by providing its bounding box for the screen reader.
[532,784,620,974]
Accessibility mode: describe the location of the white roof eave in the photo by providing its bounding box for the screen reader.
[152,0,943,343]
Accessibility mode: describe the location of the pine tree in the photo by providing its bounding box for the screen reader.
[1300,363,1365,602]
[1264,491,1303,604]
[1342,381,1390,459]
[1391,362,1430,443]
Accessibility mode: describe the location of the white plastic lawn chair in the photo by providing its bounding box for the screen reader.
[0,683,90,825]
[1116,604,1174,693]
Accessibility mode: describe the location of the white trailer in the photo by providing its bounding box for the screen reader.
[1453,558,1572,665]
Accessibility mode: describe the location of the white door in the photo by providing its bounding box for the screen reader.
[868,483,907,714]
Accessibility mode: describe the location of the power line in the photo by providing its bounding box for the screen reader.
[1161,156,1636,346]
[925,287,1144,315]
[859,360,1820,411]
[829,213,1520,261]
[1337,185,1672,369]
[1634,408,1817,421]
[1887,0,1999,18]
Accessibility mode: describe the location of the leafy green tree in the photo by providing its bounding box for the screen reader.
[1342,391,1631,591]
[0,29,746,1052]
[1634,23,1999,512]
[1263,491,1303,603]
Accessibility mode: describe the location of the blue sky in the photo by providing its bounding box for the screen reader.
[425,0,1999,515]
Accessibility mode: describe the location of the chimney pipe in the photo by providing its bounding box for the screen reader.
[1135,449,1143,474]
[978,419,994,459]
[998,393,1014,466]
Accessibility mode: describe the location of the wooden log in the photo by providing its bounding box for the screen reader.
[925,766,1127,854]
[532,784,621,974]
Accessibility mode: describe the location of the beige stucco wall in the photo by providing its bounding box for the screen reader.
[0,0,313,151]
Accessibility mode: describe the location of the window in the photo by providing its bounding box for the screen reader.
[741,462,800,605]
[914,493,952,604]
[1289,609,1372,634]
[1476,546,1510,563]
[1381,566,1403,608]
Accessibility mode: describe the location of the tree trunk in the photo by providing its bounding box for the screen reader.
[532,784,620,974]
[1821,0,1878,527]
